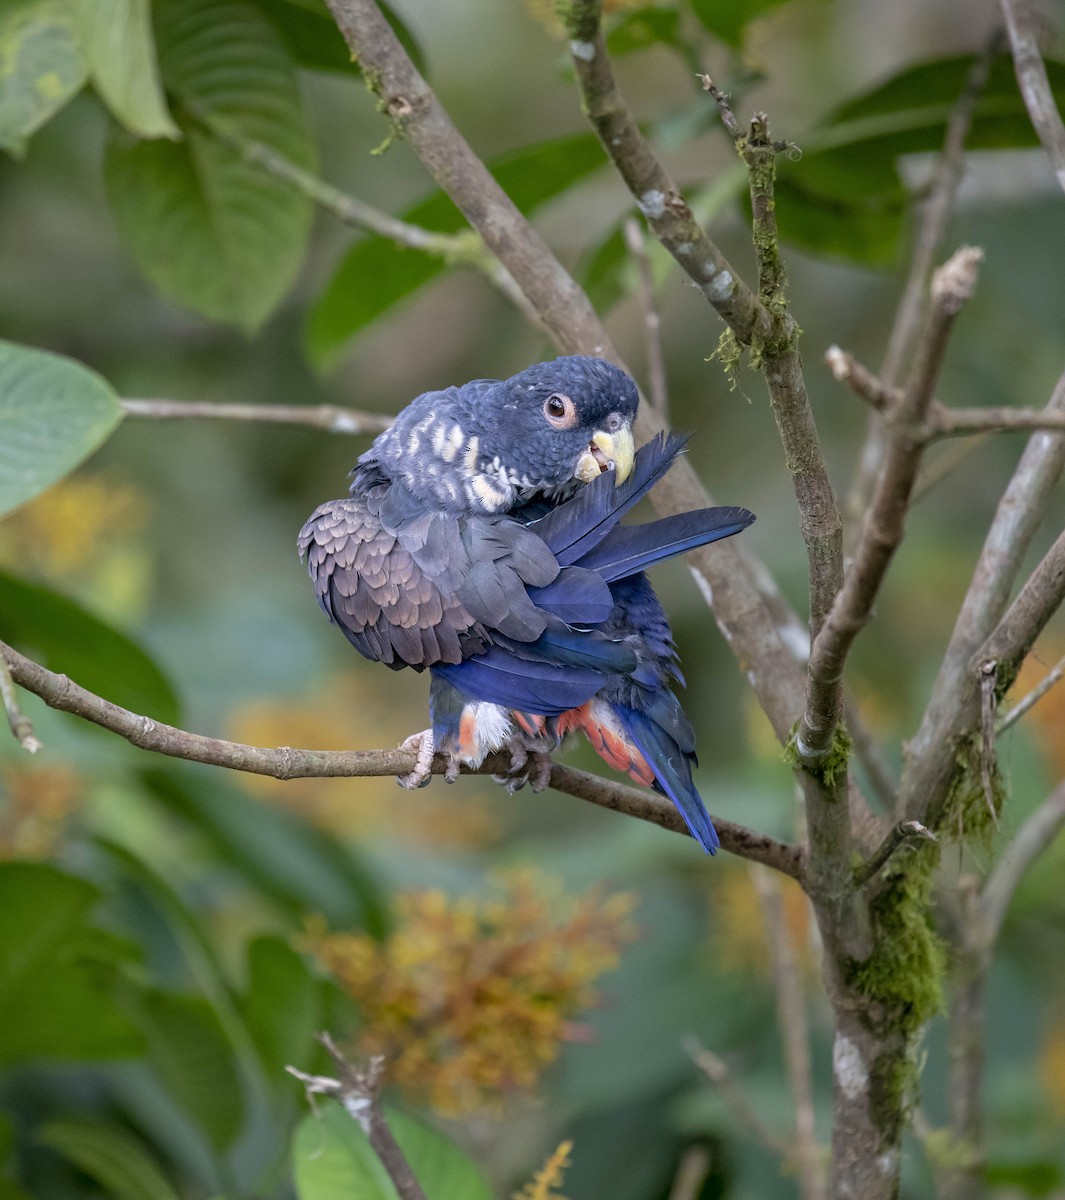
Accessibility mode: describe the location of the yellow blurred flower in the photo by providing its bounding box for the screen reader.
[514,1140,573,1200]
[0,763,82,859]
[227,674,502,849]
[0,472,152,618]
[307,872,637,1115]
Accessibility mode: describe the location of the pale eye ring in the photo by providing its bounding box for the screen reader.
[543,393,576,428]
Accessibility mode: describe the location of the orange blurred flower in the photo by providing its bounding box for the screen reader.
[0,763,83,858]
[307,872,637,1115]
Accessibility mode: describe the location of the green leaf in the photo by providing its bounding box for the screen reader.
[126,989,244,1152]
[689,0,803,48]
[140,765,389,936]
[105,0,316,332]
[242,935,320,1081]
[39,1119,183,1200]
[294,1101,491,1200]
[606,8,682,56]
[0,339,124,518]
[0,570,181,724]
[0,0,86,158]
[306,132,606,366]
[252,0,427,77]
[777,54,1065,264]
[77,0,179,139]
[0,862,143,1066]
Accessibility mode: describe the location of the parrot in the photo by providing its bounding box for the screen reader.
[298,356,754,853]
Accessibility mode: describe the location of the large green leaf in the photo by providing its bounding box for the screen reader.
[242,935,320,1083]
[105,0,316,332]
[77,0,179,139]
[0,0,86,158]
[294,1101,491,1200]
[126,989,244,1152]
[0,340,124,518]
[0,570,181,725]
[306,133,607,366]
[777,54,1065,264]
[0,863,143,1066]
[252,0,427,77]
[39,1119,183,1200]
[140,766,389,935]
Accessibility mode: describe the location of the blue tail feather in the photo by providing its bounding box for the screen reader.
[616,704,718,854]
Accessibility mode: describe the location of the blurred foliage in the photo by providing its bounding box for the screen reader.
[306,873,637,1116]
[0,0,1064,1198]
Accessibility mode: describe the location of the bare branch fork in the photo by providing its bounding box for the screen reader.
[288,1034,427,1200]
[0,640,805,882]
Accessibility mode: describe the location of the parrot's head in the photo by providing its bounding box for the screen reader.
[483,356,638,499]
[363,356,639,514]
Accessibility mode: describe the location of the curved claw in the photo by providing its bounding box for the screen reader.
[491,733,554,794]
[397,730,435,790]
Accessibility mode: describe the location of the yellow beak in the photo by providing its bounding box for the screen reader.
[574,424,636,485]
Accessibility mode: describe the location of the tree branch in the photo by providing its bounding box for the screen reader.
[845,43,996,530]
[903,364,1065,824]
[0,651,41,754]
[1000,0,1065,193]
[289,1035,427,1200]
[0,640,805,882]
[923,404,1065,438]
[801,248,983,763]
[854,820,937,889]
[997,650,1065,733]
[685,1038,793,1157]
[976,526,1065,694]
[563,3,767,341]
[120,398,393,435]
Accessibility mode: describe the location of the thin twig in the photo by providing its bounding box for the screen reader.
[195,110,542,327]
[1000,0,1065,193]
[825,347,900,414]
[845,43,996,529]
[685,1037,791,1156]
[997,651,1065,733]
[666,1145,713,1200]
[924,404,1065,438]
[912,436,990,504]
[289,1035,428,1200]
[980,778,1065,946]
[854,820,937,888]
[749,867,826,1200]
[121,399,392,435]
[0,639,806,881]
[0,652,41,753]
[622,218,668,416]
[977,527,1065,693]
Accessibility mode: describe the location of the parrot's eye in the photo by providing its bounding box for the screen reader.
[543,393,576,428]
